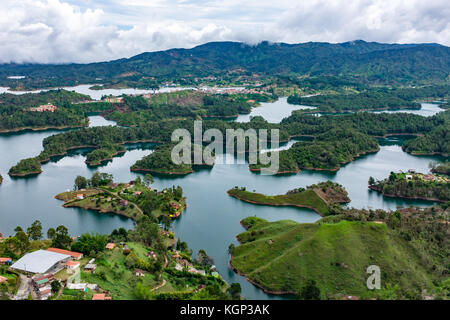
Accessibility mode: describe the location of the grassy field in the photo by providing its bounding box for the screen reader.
[227,188,330,215]
[80,244,159,300]
[231,217,434,299]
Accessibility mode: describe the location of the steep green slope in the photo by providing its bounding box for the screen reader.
[231,217,435,299]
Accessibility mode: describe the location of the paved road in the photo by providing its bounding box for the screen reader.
[14,275,31,300]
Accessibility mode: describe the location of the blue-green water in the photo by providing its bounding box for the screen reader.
[0,102,446,300]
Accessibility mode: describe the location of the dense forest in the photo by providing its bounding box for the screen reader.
[106,91,272,126]
[402,126,449,156]
[251,128,379,172]
[287,84,450,112]
[85,144,126,166]
[0,90,89,131]
[130,143,211,175]
[368,171,450,202]
[8,108,450,176]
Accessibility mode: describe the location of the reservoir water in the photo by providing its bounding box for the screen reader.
[235,97,315,123]
[0,100,446,300]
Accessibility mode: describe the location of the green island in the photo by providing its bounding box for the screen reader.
[287,84,450,113]
[8,109,450,177]
[229,203,449,299]
[251,128,380,173]
[1,218,241,300]
[56,173,186,220]
[0,90,90,133]
[85,144,126,167]
[106,91,275,126]
[227,181,350,216]
[368,171,450,202]
[402,126,449,156]
[131,142,214,175]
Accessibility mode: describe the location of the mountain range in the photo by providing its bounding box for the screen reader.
[1,40,449,87]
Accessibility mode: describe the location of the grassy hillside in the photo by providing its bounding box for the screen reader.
[227,181,350,216]
[230,217,435,299]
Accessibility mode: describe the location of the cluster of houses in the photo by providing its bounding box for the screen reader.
[172,251,219,278]
[102,96,124,103]
[404,169,448,182]
[32,274,54,299]
[5,248,83,300]
[29,103,57,112]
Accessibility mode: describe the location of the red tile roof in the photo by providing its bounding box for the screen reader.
[92,293,111,300]
[65,261,80,267]
[105,243,116,249]
[47,248,83,259]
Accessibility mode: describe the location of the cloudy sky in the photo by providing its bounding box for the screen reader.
[1,0,449,63]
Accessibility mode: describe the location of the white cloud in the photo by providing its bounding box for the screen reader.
[0,0,449,63]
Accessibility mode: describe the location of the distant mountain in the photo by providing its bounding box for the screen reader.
[1,40,449,87]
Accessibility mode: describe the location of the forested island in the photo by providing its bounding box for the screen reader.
[229,203,449,299]
[402,126,449,156]
[8,108,450,177]
[368,171,450,202]
[287,84,450,113]
[250,128,379,173]
[227,181,349,216]
[131,143,214,175]
[0,90,90,132]
[106,91,275,126]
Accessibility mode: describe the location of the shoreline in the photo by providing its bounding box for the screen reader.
[368,185,446,203]
[0,123,88,134]
[226,191,324,216]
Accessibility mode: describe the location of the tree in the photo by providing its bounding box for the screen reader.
[74,176,88,190]
[89,172,113,187]
[71,233,108,255]
[368,176,375,186]
[227,283,241,299]
[195,249,214,267]
[161,215,172,230]
[14,226,23,233]
[51,280,61,293]
[15,230,30,252]
[27,220,43,241]
[47,228,56,240]
[298,280,321,300]
[144,174,154,187]
[52,225,72,249]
